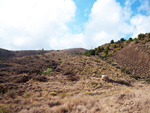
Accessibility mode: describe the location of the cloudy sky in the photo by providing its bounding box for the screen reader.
[0,0,150,50]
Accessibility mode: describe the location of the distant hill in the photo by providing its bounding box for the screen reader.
[0,48,47,58]
[0,48,86,58]
[0,48,15,58]
[62,48,86,54]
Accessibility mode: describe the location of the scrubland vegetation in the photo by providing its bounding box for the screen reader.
[0,32,150,112]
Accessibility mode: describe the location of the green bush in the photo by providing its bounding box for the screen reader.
[120,38,125,42]
[43,68,53,74]
[110,40,114,44]
[106,45,110,50]
[91,81,98,86]
[104,49,109,54]
[138,33,145,40]
[112,44,117,48]
[38,52,42,55]
[84,49,95,56]
[129,37,133,41]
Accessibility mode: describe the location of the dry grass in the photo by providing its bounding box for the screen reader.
[19,85,150,113]
[0,51,149,113]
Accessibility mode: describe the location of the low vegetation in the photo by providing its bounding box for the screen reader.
[84,32,150,59]
[0,32,150,112]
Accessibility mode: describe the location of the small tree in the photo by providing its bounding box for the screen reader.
[120,38,125,42]
[129,37,133,41]
[138,33,145,40]
[110,40,114,44]
[84,49,95,56]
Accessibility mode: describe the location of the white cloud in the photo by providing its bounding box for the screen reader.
[83,0,150,49]
[0,0,150,50]
[131,14,150,37]
[49,33,85,50]
[0,0,76,50]
[84,0,133,49]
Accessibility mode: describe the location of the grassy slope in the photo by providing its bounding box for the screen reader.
[85,32,150,79]
[0,50,150,113]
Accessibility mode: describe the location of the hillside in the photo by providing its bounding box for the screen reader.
[84,32,150,79]
[0,48,15,58]
[112,42,150,78]
[0,49,150,112]
[0,33,150,113]
[0,48,85,59]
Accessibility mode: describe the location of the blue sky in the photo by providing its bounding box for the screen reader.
[68,0,96,33]
[0,0,150,50]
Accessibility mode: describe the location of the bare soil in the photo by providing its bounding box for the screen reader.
[112,42,150,78]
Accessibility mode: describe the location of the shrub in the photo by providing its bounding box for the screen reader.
[43,68,53,74]
[112,44,117,48]
[113,49,117,53]
[121,67,130,74]
[102,53,108,58]
[50,92,57,96]
[107,53,112,57]
[120,44,124,48]
[129,37,133,41]
[106,45,110,50]
[131,75,141,80]
[104,49,109,54]
[138,33,145,40]
[91,81,98,86]
[117,40,121,44]
[38,52,42,55]
[110,40,114,44]
[84,49,95,56]
[115,79,131,86]
[134,39,138,44]
[143,78,150,83]
[120,38,125,42]
[144,39,147,44]
[0,104,9,113]
[58,92,68,97]
[24,93,31,98]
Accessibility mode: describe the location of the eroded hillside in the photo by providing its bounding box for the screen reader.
[112,42,150,78]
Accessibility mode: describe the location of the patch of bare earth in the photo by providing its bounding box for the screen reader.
[112,42,150,78]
